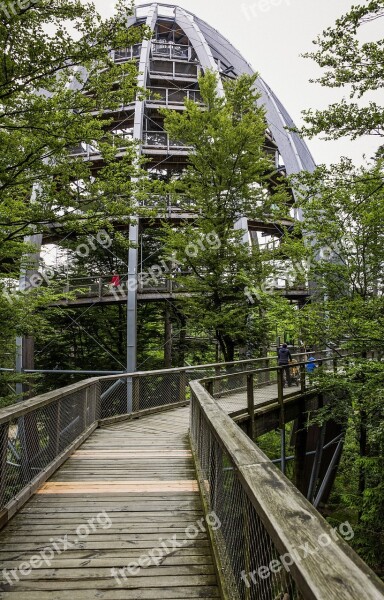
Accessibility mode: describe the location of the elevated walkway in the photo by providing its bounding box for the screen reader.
[48,274,309,308]
[1,353,383,599]
[0,407,219,599]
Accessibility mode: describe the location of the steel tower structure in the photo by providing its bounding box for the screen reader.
[19,3,316,380]
[117,3,316,372]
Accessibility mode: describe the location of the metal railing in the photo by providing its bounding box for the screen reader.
[138,193,197,212]
[51,272,189,301]
[151,41,196,61]
[0,378,100,525]
[0,351,345,526]
[147,86,202,106]
[189,370,384,600]
[143,130,192,150]
[48,274,310,306]
[113,44,141,63]
[150,59,200,79]
[97,350,337,420]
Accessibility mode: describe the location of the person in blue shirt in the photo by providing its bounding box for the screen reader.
[306,356,317,374]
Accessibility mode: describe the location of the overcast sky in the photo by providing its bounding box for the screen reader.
[89,0,381,167]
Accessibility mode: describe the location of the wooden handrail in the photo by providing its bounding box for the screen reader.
[0,378,98,425]
[0,350,340,423]
[190,380,384,600]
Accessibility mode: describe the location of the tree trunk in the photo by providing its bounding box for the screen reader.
[217,331,235,364]
[358,409,367,523]
[164,303,173,368]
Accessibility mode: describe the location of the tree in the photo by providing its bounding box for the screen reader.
[0,0,150,392]
[0,0,148,255]
[287,1,384,573]
[159,71,291,362]
[300,0,384,148]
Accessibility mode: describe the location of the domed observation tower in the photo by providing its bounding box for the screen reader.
[115,3,316,370]
[31,3,316,376]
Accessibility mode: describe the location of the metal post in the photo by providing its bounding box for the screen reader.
[247,373,255,441]
[126,220,138,414]
[126,5,158,413]
[307,395,325,502]
[313,440,344,508]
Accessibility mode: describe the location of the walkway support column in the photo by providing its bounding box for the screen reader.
[126,4,158,411]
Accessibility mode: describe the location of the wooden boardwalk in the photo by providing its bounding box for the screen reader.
[215,382,301,414]
[0,407,219,599]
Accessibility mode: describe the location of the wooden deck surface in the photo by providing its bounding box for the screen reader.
[215,382,301,414]
[0,407,219,599]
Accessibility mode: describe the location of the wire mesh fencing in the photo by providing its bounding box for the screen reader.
[190,386,298,600]
[0,379,100,513]
[99,370,189,419]
[189,374,384,600]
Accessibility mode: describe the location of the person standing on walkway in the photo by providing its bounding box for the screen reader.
[278,343,292,387]
[110,270,121,288]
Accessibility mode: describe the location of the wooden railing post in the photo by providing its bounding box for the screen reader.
[247,373,255,441]
[294,398,308,495]
[206,380,214,396]
[277,368,286,474]
[300,363,306,393]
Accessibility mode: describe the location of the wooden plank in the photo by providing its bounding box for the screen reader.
[99,401,189,427]
[0,574,218,590]
[36,481,199,494]
[0,406,219,599]
[0,587,220,599]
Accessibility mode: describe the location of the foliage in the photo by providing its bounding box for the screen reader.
[292,1,384,573]
[160,71,292,361]
[0,0,151,386]
[300,0,384,147]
